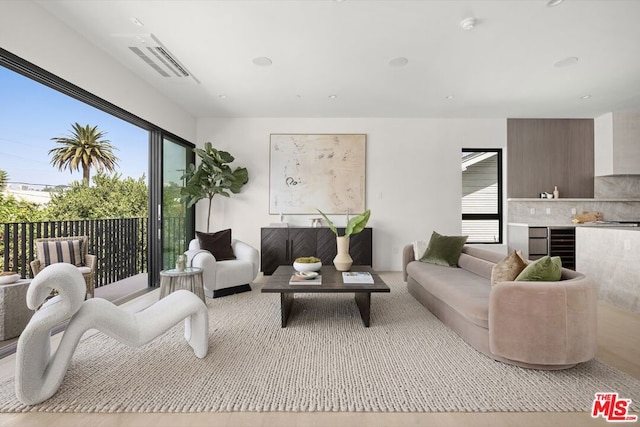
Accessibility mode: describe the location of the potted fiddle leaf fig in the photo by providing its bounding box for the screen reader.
[317,209,371,271]
[181,142,249,232]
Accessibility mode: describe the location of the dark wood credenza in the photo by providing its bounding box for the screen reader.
[260,227,372,275]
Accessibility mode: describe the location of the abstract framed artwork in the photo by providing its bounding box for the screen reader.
[269,134,366,214]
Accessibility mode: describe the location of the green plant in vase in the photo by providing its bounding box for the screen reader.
[316,209,371,237]
[316,209,371,271]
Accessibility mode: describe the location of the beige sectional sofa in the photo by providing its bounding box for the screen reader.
[402,244,598,370]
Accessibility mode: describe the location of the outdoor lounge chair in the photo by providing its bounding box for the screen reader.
[30,236,96,298]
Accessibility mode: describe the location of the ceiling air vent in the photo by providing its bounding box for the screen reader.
[116,33,199,84]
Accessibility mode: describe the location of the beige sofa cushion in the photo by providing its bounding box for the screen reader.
[407,261,490,328]
[491,251,527,286]
[457,253,495,280]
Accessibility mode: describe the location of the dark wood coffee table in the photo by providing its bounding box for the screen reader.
[261,265,390,327]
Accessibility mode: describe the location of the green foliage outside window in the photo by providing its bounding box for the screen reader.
[46,172,148,220]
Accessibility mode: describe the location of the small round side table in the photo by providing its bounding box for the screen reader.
[159,267,205,303]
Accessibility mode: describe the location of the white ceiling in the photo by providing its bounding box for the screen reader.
[35,0,640,119]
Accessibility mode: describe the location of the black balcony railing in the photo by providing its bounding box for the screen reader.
[163,215,188,271]
[1,217,149,289]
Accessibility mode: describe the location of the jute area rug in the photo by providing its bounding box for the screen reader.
[0,272,638,413]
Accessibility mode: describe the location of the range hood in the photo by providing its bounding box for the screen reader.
[594,174,640,199]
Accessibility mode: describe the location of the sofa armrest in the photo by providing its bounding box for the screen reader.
[232,239,259,280]
[402,244,415,282]
[188,238,200,251]
[489,277,598,366]
[185,249,217,291]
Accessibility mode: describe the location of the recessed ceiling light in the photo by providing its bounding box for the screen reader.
[445,95,455,100]
[554,57,579,68]
[460,17,477,30]
[580,95,592,99]
[252,57,273,66]
[328,94,337,99]
[388,57,409,67]
[130,17,144,27]
[547,0,564,7]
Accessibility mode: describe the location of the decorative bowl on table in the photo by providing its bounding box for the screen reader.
[294,271,319,280]
[0,272,20,285]
[293,257,322,273]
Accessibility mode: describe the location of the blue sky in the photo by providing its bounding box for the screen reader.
[0,66,148,187]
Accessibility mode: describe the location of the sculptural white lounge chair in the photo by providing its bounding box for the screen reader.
[15,263,209,405]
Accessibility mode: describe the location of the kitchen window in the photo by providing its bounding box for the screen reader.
[461,149,503,244]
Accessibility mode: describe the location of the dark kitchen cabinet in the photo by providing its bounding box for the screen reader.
[548,227,576,270]
[508,224,575,270]
[260,227,372,275]
[507,119,594,198]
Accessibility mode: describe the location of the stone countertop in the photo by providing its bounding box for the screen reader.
[508,198,640,202]
[508,222,639,229]
[576,226,640,312]
[577,225,640,231]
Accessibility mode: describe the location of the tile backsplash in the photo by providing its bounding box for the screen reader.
[508,199,640,225]
[509,175,640,225]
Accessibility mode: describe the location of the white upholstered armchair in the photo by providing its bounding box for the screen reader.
[184,238,259,298]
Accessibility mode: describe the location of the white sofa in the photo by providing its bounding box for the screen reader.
[185,238,259,298]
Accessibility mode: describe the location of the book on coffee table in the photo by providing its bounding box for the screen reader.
[342,272,374,284]
[289,274,322,285]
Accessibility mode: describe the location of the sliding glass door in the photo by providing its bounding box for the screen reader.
[149,132,195,287]
[1,47,196,289]
[162,137,193,269]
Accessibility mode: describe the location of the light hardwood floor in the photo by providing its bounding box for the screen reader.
[0,274,638,427]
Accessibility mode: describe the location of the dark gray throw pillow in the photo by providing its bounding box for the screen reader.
[196,229,236,261]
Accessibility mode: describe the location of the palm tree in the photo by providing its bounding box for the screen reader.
[49,123,119,184]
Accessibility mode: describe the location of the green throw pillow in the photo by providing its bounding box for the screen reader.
[515,256,562,282]
[419,231,468,267]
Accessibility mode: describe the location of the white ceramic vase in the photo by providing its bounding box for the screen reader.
[333,236,353,271]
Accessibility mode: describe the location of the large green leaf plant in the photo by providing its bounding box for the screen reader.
[181,142,249,232]
[317,209,371,237]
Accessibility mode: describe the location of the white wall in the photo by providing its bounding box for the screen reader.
[0,1,196,141]
[197,118,506,271]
